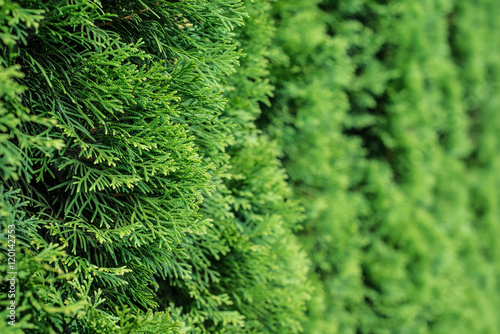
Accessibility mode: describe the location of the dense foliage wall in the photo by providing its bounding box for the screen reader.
[1,0,499,333]
[263,0,500,333]
[0,1,308,333]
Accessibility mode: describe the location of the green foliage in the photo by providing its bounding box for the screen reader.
[4,0,498,332]
[263,0,500,333]
[0,1,62,182]
[1,0,309,332]
[0,188,84,333]
[154,1,310,332]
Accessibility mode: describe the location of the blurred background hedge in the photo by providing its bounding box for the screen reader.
[1,0,499,333]
[262,0,500,332]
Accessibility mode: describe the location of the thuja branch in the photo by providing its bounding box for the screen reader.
[98,2,162,27]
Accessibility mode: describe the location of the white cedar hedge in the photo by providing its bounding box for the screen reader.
[1,0,500,333]
[263,0,500,333]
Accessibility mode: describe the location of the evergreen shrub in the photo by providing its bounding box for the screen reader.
[2,0,500,333]
[263,0,500,333]
[1,0,309,332]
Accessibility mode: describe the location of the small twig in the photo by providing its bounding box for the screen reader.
[98,2,162,27]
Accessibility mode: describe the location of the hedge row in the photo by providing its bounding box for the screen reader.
[1,1,307,333]
[263,0,500,333]
[1,0,499,333]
